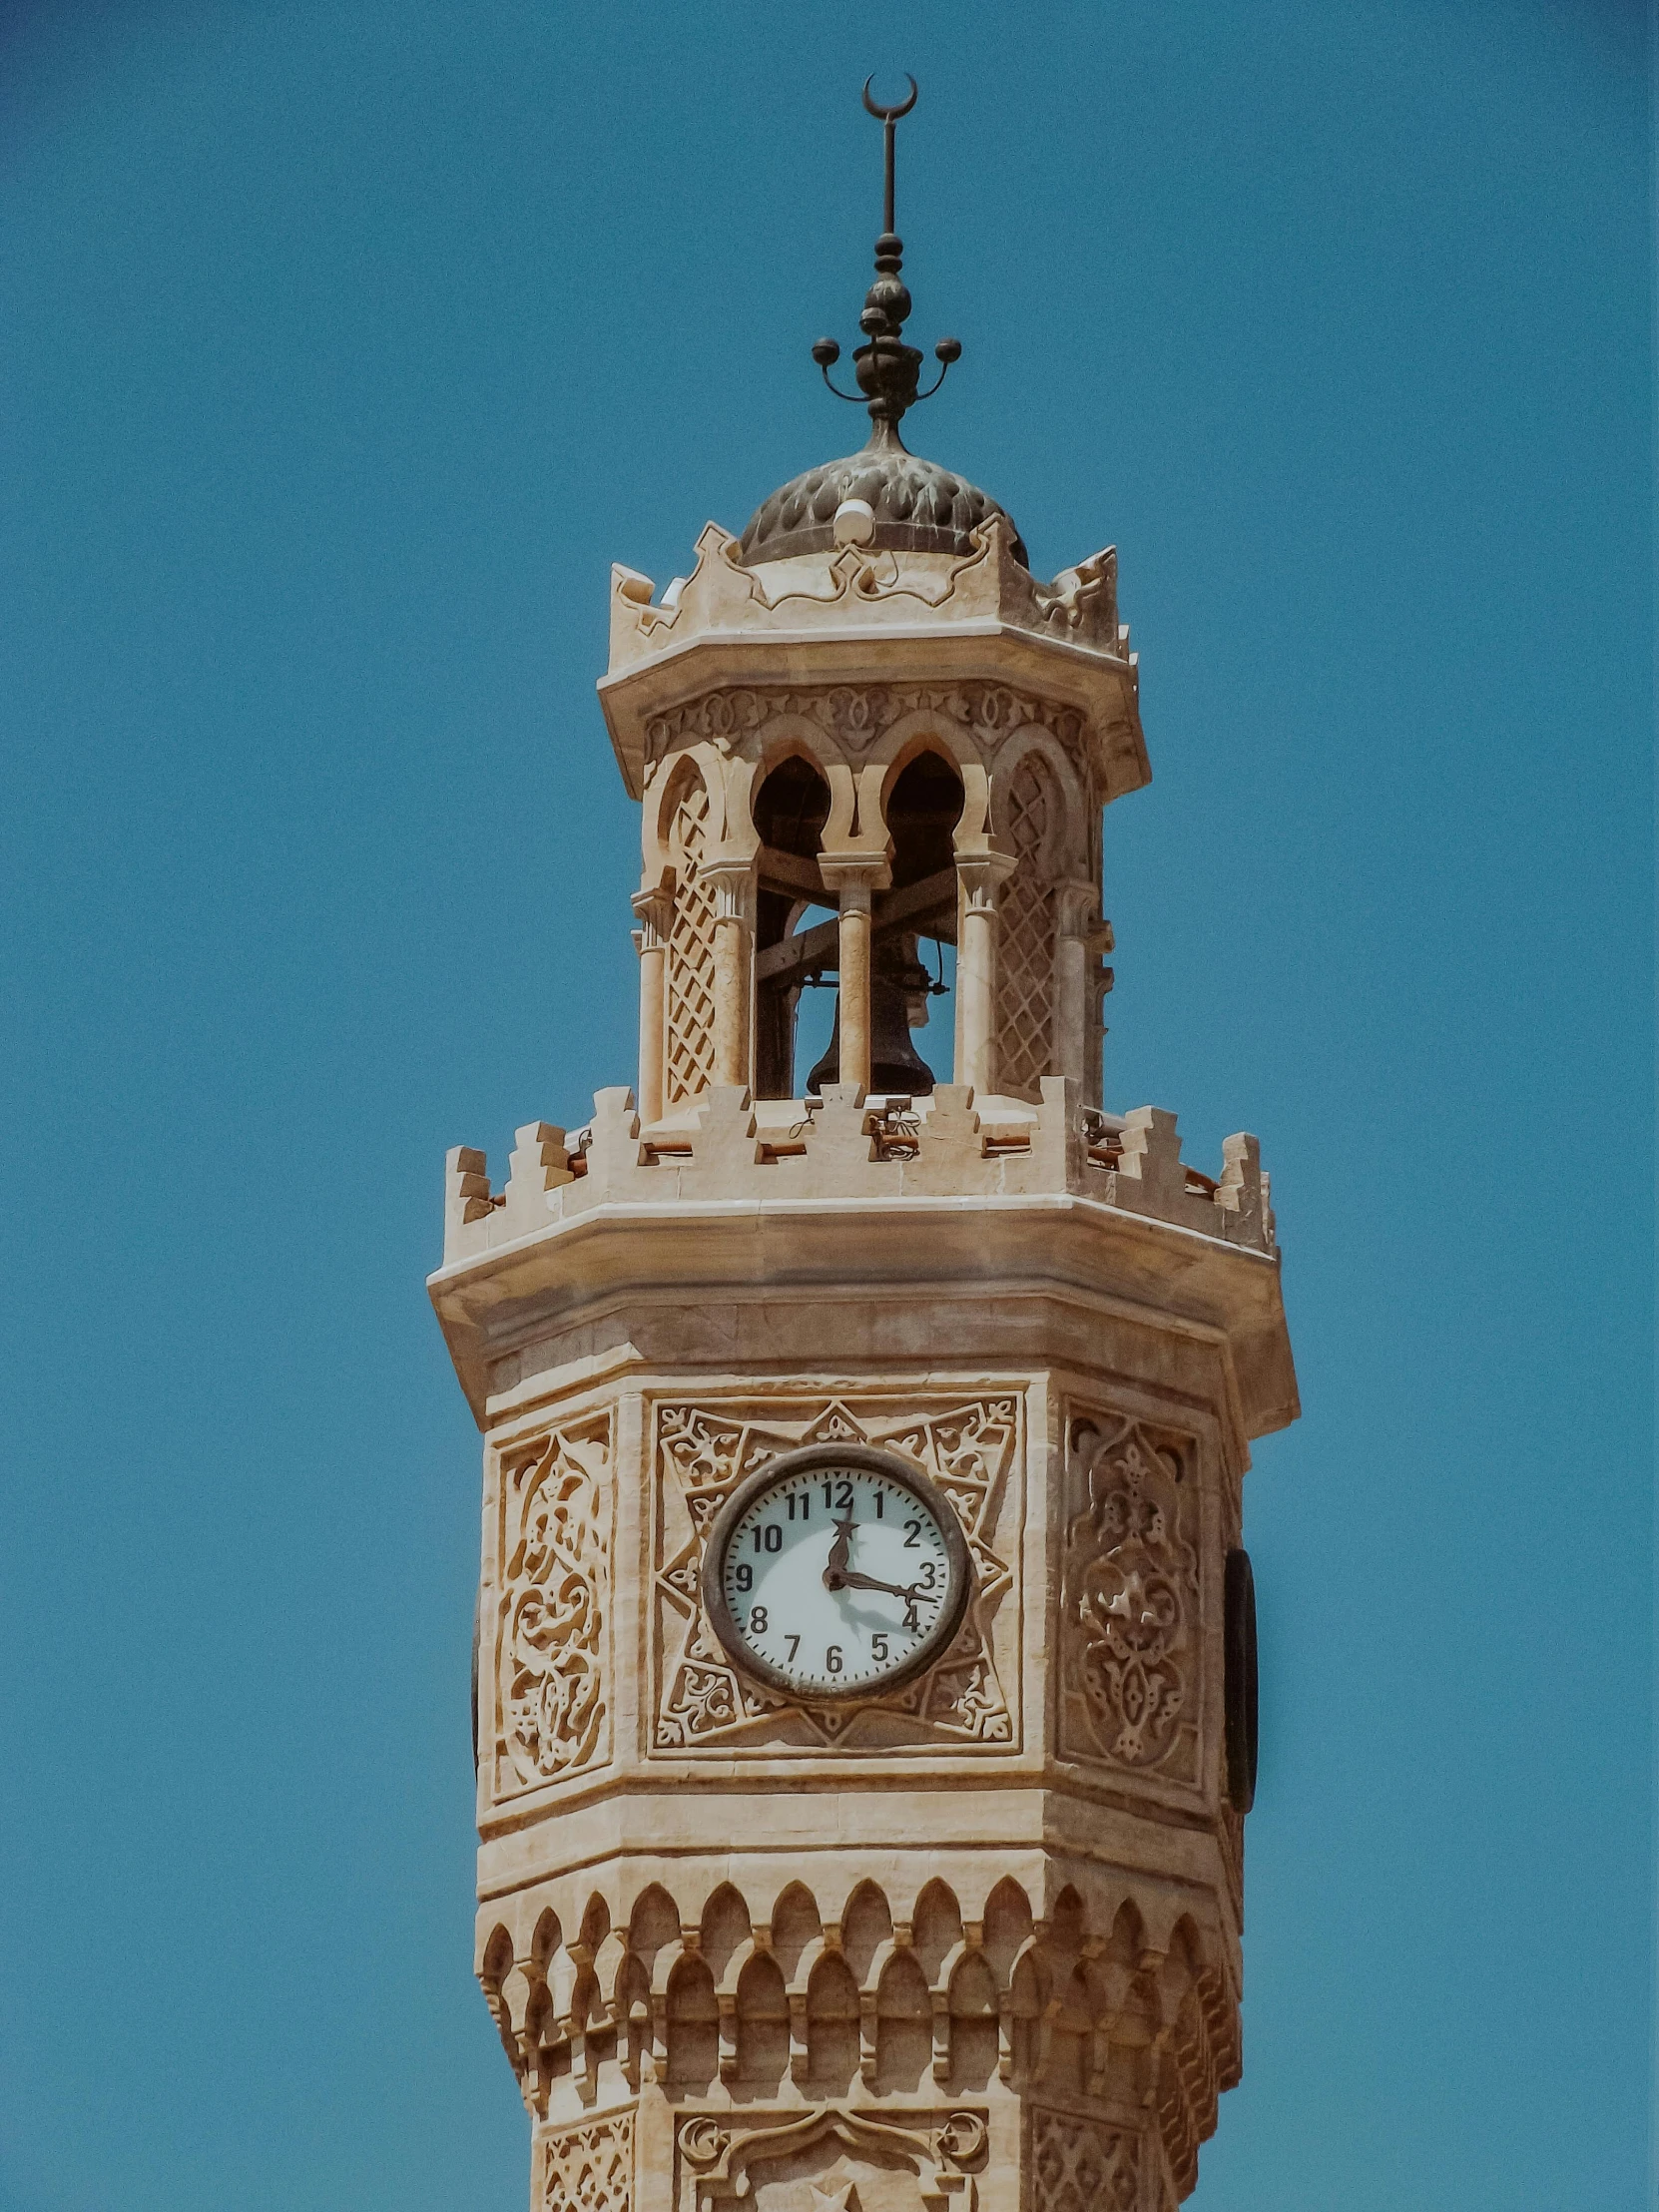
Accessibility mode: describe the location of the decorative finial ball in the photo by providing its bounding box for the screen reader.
[832,498,877,548]
[812,337,841,366]
[934,337,962,364]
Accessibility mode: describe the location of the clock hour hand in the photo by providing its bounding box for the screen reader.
[823,1514,853,1590]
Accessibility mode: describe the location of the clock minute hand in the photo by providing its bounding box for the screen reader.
[843,1568,930,1635]
[833,1567,932,1631]
[836,1567,917,1601]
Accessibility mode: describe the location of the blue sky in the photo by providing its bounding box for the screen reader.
[0,4,1651,2208]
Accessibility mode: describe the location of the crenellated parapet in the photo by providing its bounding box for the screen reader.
[440,1086,1276,1270]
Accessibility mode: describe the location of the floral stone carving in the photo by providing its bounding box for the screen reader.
[1059,1413,1200,1782]
[643,682,1087,768]
[652,1394,1020,1755]
[494,1413,613,1794]
[539,2109,634,2212]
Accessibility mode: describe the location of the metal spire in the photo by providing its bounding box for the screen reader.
[813,76,960,443]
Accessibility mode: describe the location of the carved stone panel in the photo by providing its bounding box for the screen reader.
[643,681,1087,769]
[651,1393,1021,1756]
[1058,1412,1200,1785]
[539,2109,635,2212]
[1025,2109,1139,2212]
[491,1411,614,1799]
[678,2106,987,2212]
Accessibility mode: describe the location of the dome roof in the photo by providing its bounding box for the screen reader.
[738,434,1028,569]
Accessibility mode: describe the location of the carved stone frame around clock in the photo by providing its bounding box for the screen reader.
[700,1442,974,1703]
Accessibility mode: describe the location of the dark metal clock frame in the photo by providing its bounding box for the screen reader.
[700,1442,974,1704]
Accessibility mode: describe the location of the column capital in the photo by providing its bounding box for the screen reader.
[1053,878,1099,935]
[699,857,757,927]
[955,846,1019,908]
[819,851,892,909]
[630,886,674,946]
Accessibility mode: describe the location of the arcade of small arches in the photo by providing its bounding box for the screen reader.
[629,707,1113,1122]
[479,1871,1236,2197]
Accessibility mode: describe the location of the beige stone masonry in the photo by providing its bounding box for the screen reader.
[602,518,1146,808]
[432,412,1299,2212]
[440,1084,1274,1268]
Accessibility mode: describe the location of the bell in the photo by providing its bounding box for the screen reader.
[808,930,938,1096]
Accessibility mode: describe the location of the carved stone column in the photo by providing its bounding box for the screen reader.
[703,860,757,1089]
[631,887,673,1124]
[820,855,891,1095]
[955,851,1016,1096]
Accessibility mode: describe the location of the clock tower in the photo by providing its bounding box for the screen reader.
[430,83,1298,2212]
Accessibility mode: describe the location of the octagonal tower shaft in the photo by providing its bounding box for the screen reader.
[430,475,1297,2212]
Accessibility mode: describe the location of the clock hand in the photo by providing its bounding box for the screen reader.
[830,1567,936,1637]
[823,1514,853,1590]
[836,1568,918,1600]
[822,1519,937,1629]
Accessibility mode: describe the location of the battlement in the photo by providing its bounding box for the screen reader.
[440,1081,1276,1269]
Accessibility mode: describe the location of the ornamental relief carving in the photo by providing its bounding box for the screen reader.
[492,1412,613,1798]
[677,2105,987,2212]
[651,1393,1021,1755]
[1026,2109,1140,2212]
[538,2109,634,2212]
[1058,1413,1200,1785]
[642,683,1087,769]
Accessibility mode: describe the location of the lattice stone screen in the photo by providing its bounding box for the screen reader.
[664,771,719,1106]
[995,753,1060,1102]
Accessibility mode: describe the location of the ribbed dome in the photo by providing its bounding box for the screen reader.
[738,433,1027,568]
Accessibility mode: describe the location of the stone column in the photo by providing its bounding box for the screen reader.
[820,856,890,1095]
[954,851,1016,1096]
[703,861,756,1089]
[1053,882,1098,1088]
[630,888,672,1124]
[1089,915,1116,1110]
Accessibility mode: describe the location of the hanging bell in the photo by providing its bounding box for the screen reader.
[808,929,938,1096]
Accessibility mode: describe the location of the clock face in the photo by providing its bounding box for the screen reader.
[701,1444,972,1700]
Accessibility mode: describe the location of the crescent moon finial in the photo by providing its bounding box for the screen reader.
[861,73,917,123]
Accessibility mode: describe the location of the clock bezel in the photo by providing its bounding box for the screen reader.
[700,1442,974,1703]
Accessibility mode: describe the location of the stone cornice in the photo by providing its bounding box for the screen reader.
[428,1173,1296,1444]
[597,518,1149,804]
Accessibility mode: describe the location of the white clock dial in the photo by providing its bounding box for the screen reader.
[701,1447,971,1699]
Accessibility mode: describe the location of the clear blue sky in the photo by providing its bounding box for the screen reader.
[1,5,1651,2208]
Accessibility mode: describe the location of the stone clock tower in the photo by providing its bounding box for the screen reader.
[430,84,1298,2212]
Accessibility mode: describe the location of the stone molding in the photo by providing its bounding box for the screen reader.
[606,516,1129,679]
[678,2104,988,2212]
[639,680,1090,775]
